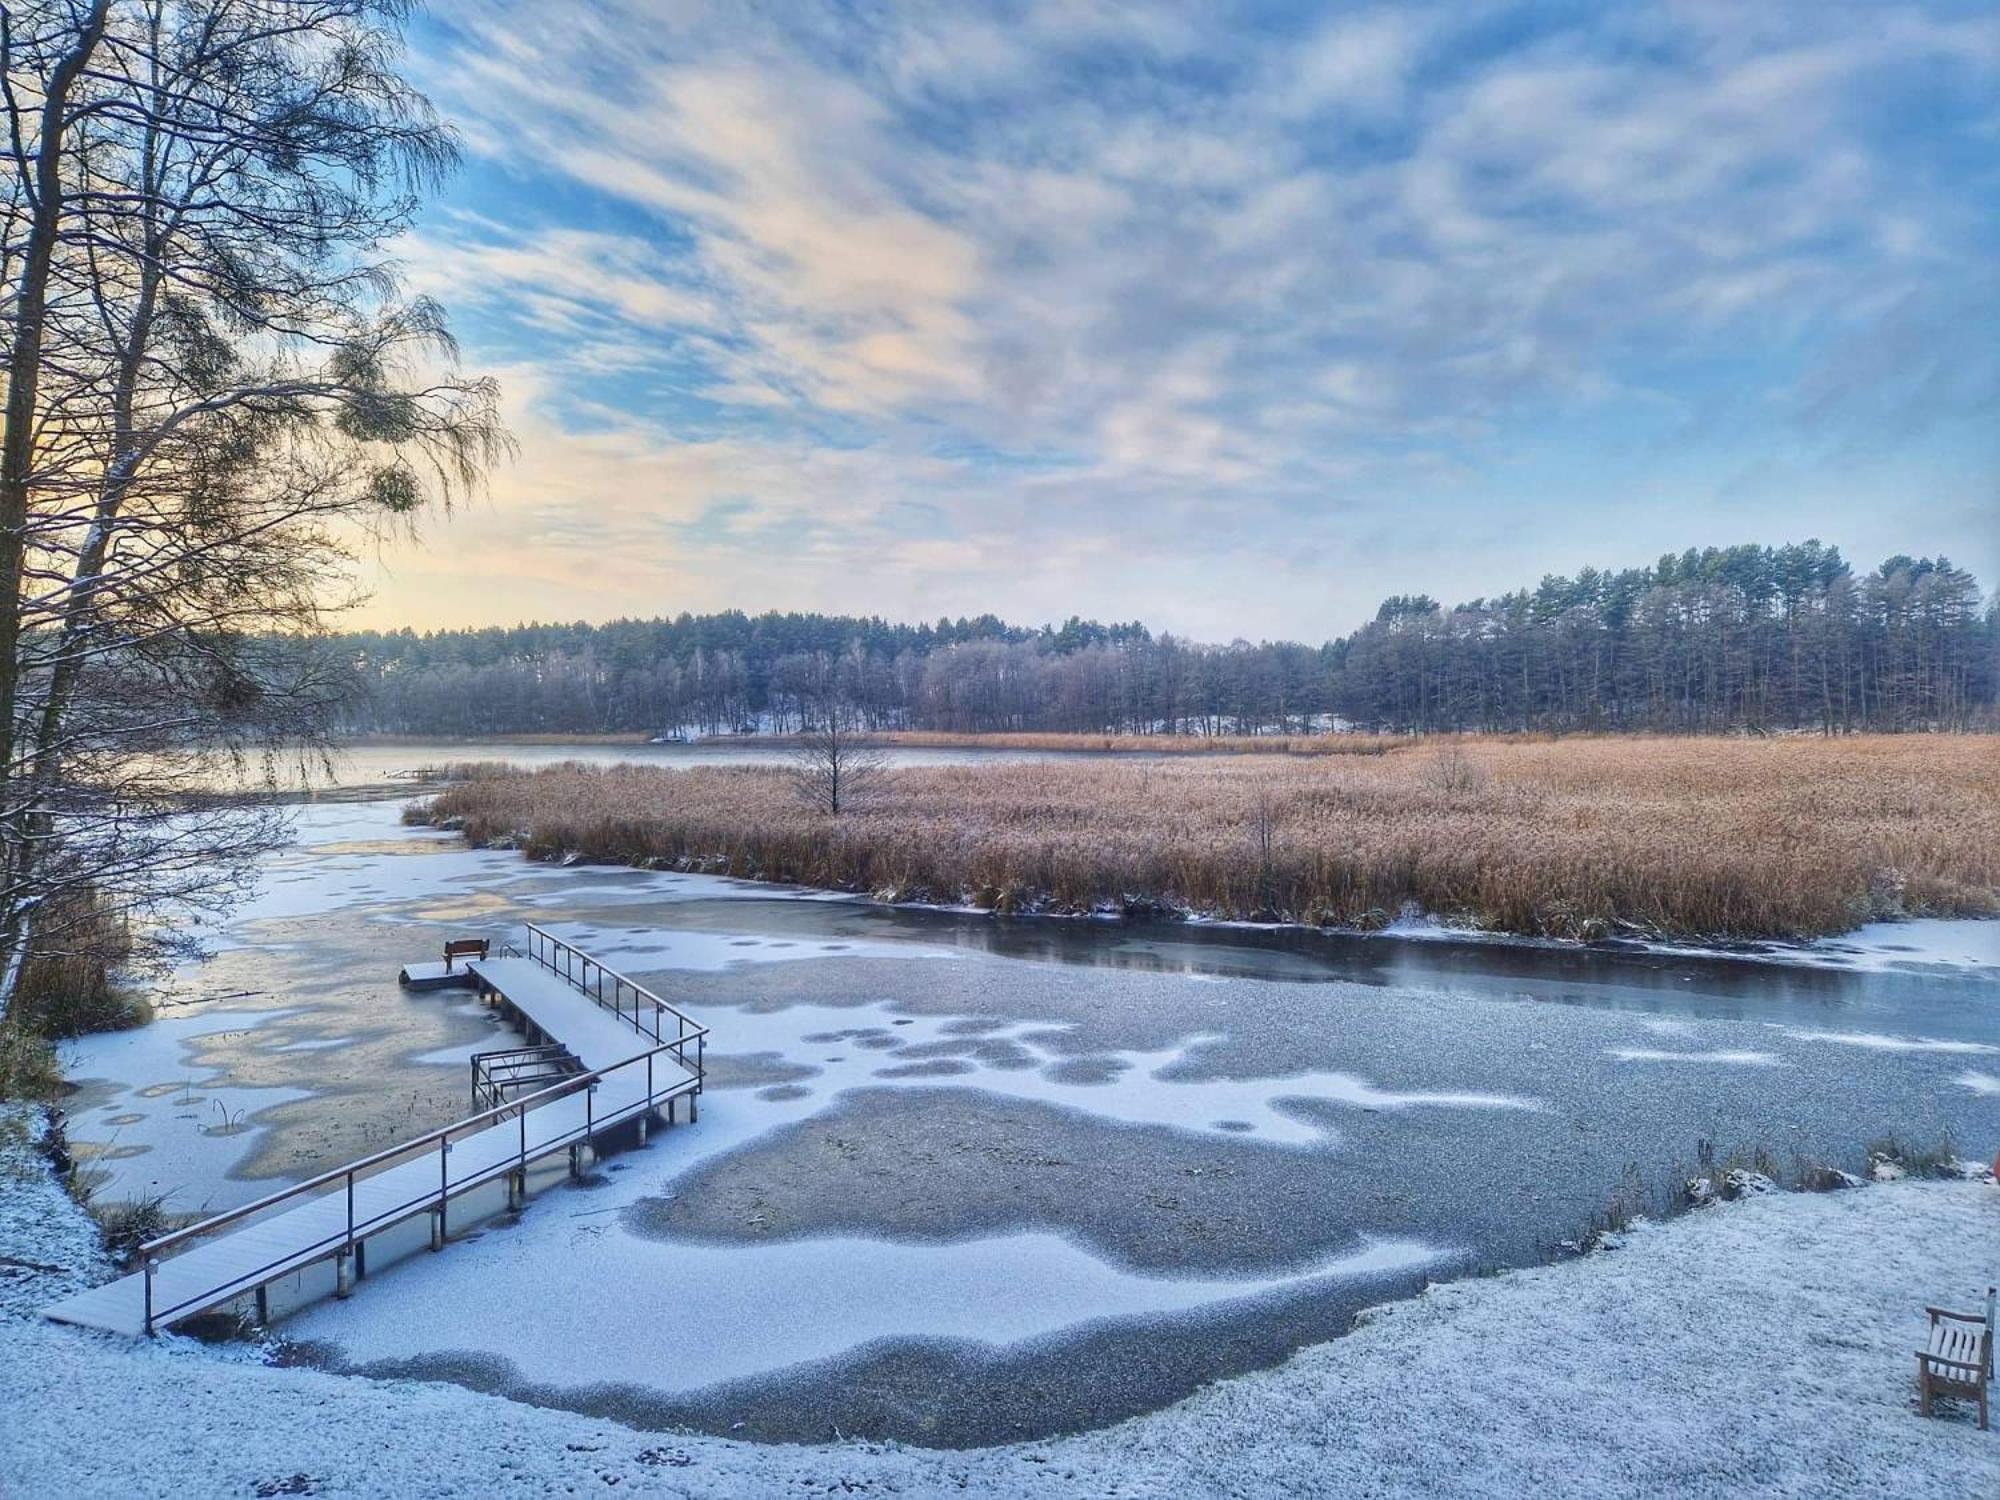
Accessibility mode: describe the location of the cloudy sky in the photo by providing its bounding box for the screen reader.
[360,0,2000,641]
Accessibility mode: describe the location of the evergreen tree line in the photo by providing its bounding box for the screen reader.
[336,543,1997,736]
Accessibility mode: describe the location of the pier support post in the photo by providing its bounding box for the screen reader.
[429,1210,444,1252]
[335,1251,354,1299]
[568,1143,585,1180]
[508,1170,526,1211]
[689,1096,698,1124]
[667,1097,676,1125]
[255,1284,270,1324]
[636,1113,648,1146]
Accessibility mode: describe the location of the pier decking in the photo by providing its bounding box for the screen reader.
[43,926,704,1337]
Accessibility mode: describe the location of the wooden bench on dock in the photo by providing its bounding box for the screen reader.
[1918,1286,1994,1430]
[442,936,490,972]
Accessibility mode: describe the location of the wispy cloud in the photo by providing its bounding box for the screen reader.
[365,1,2000,635]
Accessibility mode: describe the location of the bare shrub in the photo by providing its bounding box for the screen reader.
[1792,1155,1864,1192]
[410,734,2000,939]
[1867,1133,1960,1180]
[1422,743,1489,795]
[0,1025,61,1100]
[1685,1139,1783,1204]
[1586,1161,1654,1241]
[8,889,147,1040]
[94,1193,170,1268]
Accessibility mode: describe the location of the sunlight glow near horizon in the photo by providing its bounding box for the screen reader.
[356,1,1999,640]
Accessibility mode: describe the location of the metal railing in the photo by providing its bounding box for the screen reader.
[510,922,706,1084]
[471,1044,576,1113]
[134,928,708,1335]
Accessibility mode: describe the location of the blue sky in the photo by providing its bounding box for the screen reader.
[359,0,2000,639]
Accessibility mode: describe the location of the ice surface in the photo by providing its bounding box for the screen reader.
[296,1227,1446,1393]
[1768,1026,2000,1055]
[523,918,962,972]
[687,1002,1542,1154]
[273,995,1519,1391]
[1607,1048,1783,1066]
[59,1010,316,1212]
[1794,917,2000,974]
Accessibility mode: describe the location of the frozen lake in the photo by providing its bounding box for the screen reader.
[57,799,2000,1445]
[220,735,1121,793]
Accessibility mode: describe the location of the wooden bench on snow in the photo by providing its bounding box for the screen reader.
[442,937,490,973]
[1917,1286,1994,1430]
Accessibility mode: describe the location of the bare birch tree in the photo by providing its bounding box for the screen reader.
[789,668,886,817]
[0,1,507,1019]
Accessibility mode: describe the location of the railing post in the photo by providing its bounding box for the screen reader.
[346,1170,355,1246]
[143,1257,156,1335]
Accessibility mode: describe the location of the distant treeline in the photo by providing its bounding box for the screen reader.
[336,543,1996,736]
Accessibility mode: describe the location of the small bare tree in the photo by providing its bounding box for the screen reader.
[1422,743,1488,795]
[789,688,885,816]
[1249,786,1279,917]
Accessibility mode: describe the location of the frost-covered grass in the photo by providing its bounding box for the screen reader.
[413,735,2000,940]
[4,1094,1996,1499]
[860,729,1404,756]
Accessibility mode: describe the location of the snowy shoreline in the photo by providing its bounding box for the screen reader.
[6,1102,1996,1498]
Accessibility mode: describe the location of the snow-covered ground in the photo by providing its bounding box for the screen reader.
[4,1102,1995,1498]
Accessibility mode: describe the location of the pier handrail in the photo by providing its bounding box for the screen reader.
[133,929,709,1332]
[140,1034,686,1262]
[135,1036,698,1330]
[513,922,709,1058]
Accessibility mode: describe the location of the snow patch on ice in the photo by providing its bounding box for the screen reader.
[1768,1026,2000,1055]
[699,1003,1543,1152]
[276,997,1523,1396]
[59,1010,317,1212]
[1607,1048,1783,1066]
[298,1228,1448,1395]
[1776,917,2000,975]
[523,919,961,973]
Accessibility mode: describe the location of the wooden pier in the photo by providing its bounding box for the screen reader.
[43,926,704,1337]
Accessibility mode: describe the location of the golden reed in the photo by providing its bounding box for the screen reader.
[412,735,2000,941]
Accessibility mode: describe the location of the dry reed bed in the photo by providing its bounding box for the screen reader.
[410,736,2000,941]
[860,730,1405,755]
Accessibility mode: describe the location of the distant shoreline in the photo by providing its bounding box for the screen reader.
[342,728,1412,757]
